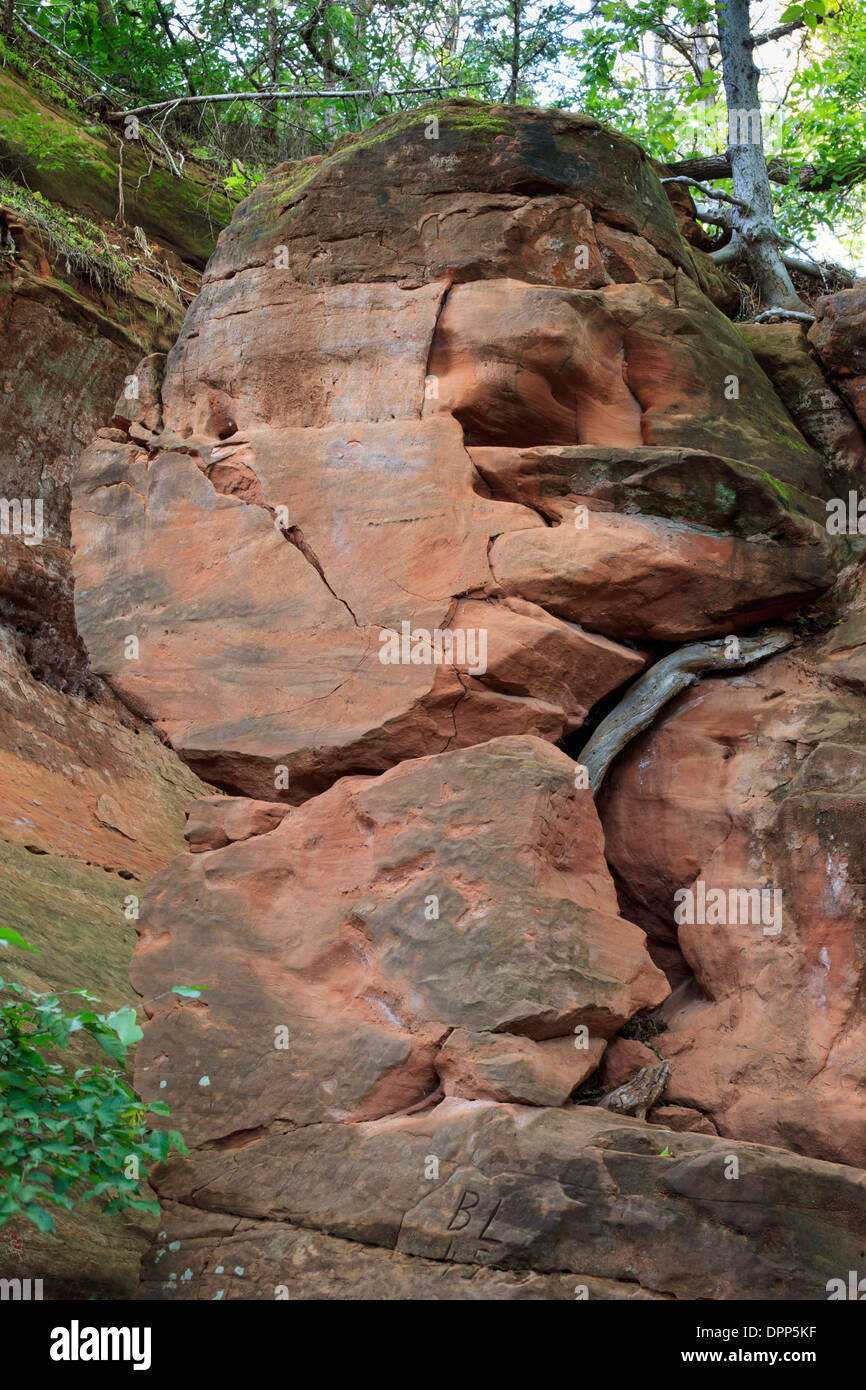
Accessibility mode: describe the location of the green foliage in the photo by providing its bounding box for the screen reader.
[2,113,78,173]
[0,933,187,1236]
[566,0,865,262]
[222,157,258,196]
[2,2,864,280]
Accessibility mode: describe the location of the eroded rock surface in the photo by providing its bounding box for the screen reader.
[0,627,216,1298]
[809,279,866,431]
[133,738,668,1140]
[62,101,866,1300]
[140,1098,866,1302]
[599,634,866,1167]
[134,735,866,1301]
[0,89,224,1298]
[72,102,834,802]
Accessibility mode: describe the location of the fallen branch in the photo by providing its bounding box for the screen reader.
[17,17,125,99]
[579,627,794,794]
[106,83,488,122]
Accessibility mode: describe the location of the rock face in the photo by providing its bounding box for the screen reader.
[599,633,866,1167]
[61,101,866,1299]
[809,279,866,432]
[0,628,216,1299]
[738,320,866,483]
[134,737,866,1302]
[140,1101,866,1302]
[0,80,226,1298]
[72,102,833,802]
[133,737,667,1142]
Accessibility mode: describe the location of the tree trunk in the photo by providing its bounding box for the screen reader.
[715,0,807,311]
[2,0,15,38]
[652,33,666,96]
[263,0,279,146]
[506,1,521,103]
[444,0,461,57]
[96,0,118,26]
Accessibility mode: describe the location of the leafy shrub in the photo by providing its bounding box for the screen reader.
[0,927,187,1235]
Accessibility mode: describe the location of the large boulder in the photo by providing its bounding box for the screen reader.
[72,103,833,802]
[62,100,866,1301]
[132,737,668,1143]
[132,735,866,1301]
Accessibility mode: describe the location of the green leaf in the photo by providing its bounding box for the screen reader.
[105,1007,144,1047]
[0,928,39,953]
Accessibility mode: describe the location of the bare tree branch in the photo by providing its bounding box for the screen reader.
[660,175,747,207]
[109,83,487,121]
[663,152,866,194]
[692,201,730,227]
[751,5,841,47]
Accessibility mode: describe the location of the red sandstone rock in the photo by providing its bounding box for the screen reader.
[72,108,833,797]
[648,1105,718,1136]
[437,1028,606,1106]
[738,321,866,483]
[133,737,669,1145]
[599,641,866,1167]
[71,417,647,800]
[490,511,831,642]
[809,279,866,430]
[142,1098,866,1301]
[184,796,290,853]
[424,275,822,488]
[599,1037,659,1090]
[59,101,866,1300]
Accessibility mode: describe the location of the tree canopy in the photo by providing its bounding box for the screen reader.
[2,1,864,289]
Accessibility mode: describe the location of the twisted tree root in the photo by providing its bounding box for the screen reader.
[580,626,794,795]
